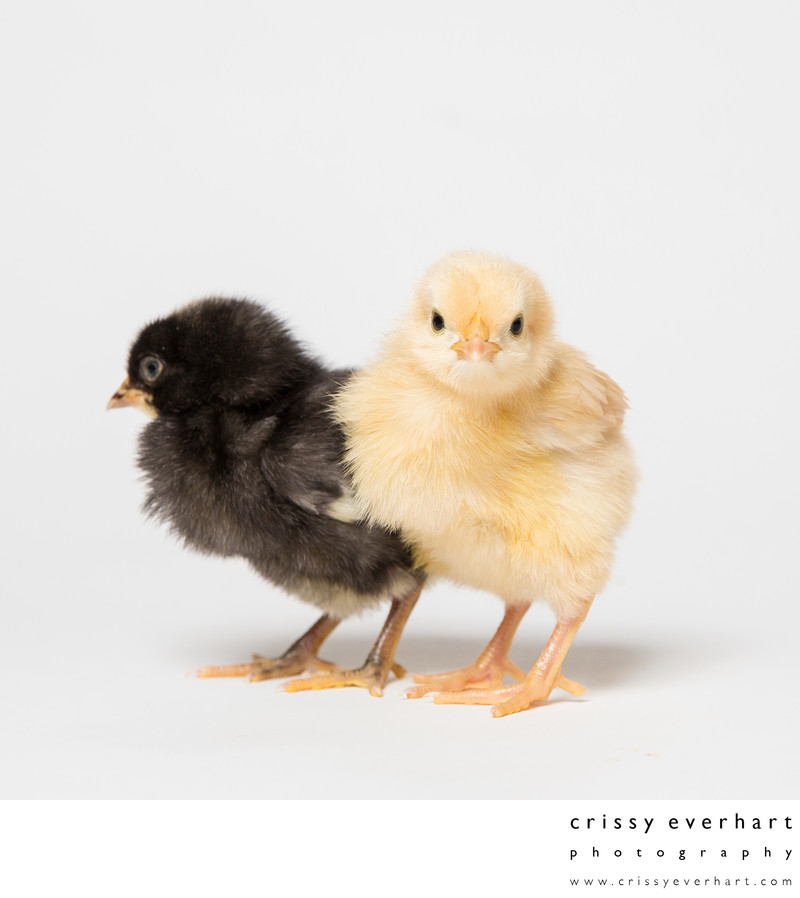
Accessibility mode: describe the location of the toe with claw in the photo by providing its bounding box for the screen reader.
[284,660,406,698]
[195,652,336,682]
[193,613,340,683]
[405,654,525,699]
[432,669,585,716]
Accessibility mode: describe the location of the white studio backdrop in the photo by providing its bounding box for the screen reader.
[1,1,798,800]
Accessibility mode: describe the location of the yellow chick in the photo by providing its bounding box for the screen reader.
[335,251,636,717]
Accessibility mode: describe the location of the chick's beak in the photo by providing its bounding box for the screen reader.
[107,378,158,418]
[450,309,501,362]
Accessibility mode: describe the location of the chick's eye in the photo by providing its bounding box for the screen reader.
[139,355,164,383]
[510,315,524,337]
[431,311,445,333]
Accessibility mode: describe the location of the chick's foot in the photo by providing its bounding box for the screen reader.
[405,654,526,699]
[283,587,421,697]
[195,653,337,682]
[405,600,530,699]
[425,607,592,715]
[491,671,584,717]
[283,660,406,698]
[194,613,340,682]
[432,670,584,716]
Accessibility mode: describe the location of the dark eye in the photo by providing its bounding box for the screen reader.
[510,315,524,337]
[139,355,164,383]
[431,311,445,333]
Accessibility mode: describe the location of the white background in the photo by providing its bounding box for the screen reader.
[1,0,799,807]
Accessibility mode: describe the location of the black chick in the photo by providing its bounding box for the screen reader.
[107,297,424,696]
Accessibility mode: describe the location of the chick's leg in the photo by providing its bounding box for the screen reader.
[405,601,530,699]
[434,600,592,717]
[195,614,340,681]
[284,585,422,697]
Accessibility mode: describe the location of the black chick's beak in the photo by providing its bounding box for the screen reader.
[107,377,158,418]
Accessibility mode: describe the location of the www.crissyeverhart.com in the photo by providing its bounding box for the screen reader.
[569,876,793,888]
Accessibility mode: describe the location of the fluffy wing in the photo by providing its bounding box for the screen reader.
[528,344,628,452]
[258,370,359,522]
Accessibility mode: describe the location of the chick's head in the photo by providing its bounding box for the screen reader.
[108,298,309,417]
[398,251,556,401]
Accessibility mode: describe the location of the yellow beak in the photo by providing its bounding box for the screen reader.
[450,309,501,361]
[107,378,158,418]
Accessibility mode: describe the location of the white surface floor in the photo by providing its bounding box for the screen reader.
[1,526,795,798]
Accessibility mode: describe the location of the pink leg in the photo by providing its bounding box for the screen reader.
[405,602,531,699]
[434,600,593,717]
